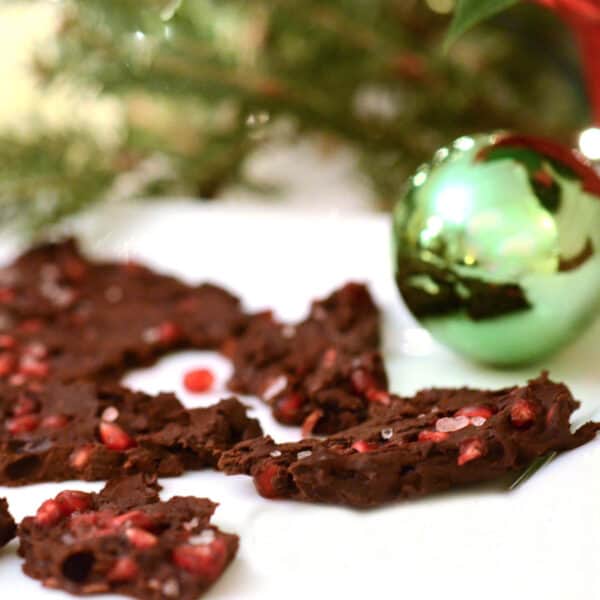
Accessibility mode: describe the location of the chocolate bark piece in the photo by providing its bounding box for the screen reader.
[1,239,390,435]
[0,381,261,486]
[228,283,389,434]
[0,497,16,547]
[1,240,389,435]
[19,475,238,599]
[219,374,600,508]
[0,238,245,384]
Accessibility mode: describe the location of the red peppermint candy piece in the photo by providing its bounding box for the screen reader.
[275,393,304,424]
[510,399,537,428]
[34,500,64,526]
[457,438,486,467]
[301,409,323,437]
[254,462,285,499]
[40,414,69,429]
[183,368,215,393]
[70,445,94,470]
[99,422,137,451]
[112,510,156,531]
[107,557,139,582]
[55,491,92,515]
[125,527,158,550]
[6,414,40,435]
[172,538,228,580]
[0,335,15,349]
[351,440,378,453]
[455,405,494,420]
[418,430,449,443]
[0,353,16,377]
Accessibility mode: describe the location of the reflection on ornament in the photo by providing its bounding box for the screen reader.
[392,132,600,366]
[579,127,600,161]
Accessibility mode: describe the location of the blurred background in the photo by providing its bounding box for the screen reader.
[0,0,592,233]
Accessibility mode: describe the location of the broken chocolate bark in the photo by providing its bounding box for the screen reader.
[19,474,238,599]
[1,240,388,435]
[228,283,389,434]
[0,497,16,548]
[219,374,600,508]
[0,381,261,485]
[0,238,245,384]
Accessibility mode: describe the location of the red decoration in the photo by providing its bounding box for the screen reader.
[488,133,600,195]
[534,0,600,124]
[183,367,215,393]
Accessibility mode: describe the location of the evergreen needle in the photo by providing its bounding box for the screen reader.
[509,452,558,491]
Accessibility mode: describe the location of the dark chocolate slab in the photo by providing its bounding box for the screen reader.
[19,475,238,599]
[0,381,261,486]
[228,283,388,434]
[220,374,600,508]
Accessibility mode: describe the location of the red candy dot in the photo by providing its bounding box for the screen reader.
[40,414,69,429]
[0,288,15,303]
[254,462,284,499]
[301,409,323,437]
[275,393,304,424]
[70,445,94,470]
[455,405,494,420]
[183,368,215,393]
[55,490,92,515]
[112,510,156,531]
[34,500,64,526]
[13,394,37,417]
[19,357,49,379]
[0,353,16,377]
[510,399,537,428]
[172,538,228,580]
[158,321,181,344]
[0,335,15,350]
[351,440,378,453]
[99,422,137,451]
[418,430,449,443]
[107,557,139,582]
[125,527,158,549]
[6,414,40,435]
[457,438,486,466]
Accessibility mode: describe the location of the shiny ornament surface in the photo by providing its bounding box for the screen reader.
[392,132,600,366]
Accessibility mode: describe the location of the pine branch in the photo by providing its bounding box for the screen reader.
[0,131,116,233]
[0,0,586,232]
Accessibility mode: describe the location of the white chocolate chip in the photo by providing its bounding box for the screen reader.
[101,406,119,422]
[263,375,288,401]
[381,428,393,440]
[183,517,200,531]
[142,327,160,344]
[435,416,470,433]
[162,579,179,597]
[189,529,216,546]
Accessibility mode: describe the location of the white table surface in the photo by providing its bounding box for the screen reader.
[0,202,599,599]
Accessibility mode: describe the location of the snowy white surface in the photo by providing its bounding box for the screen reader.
[0,202,599,599]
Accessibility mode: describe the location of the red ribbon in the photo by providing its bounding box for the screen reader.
[534,0,600,124]
[489,133,600,195]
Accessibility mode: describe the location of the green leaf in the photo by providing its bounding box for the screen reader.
[509,452,557,491]
[444,0,521,51]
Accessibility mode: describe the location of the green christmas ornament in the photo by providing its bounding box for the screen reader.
[392,132,600,366]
